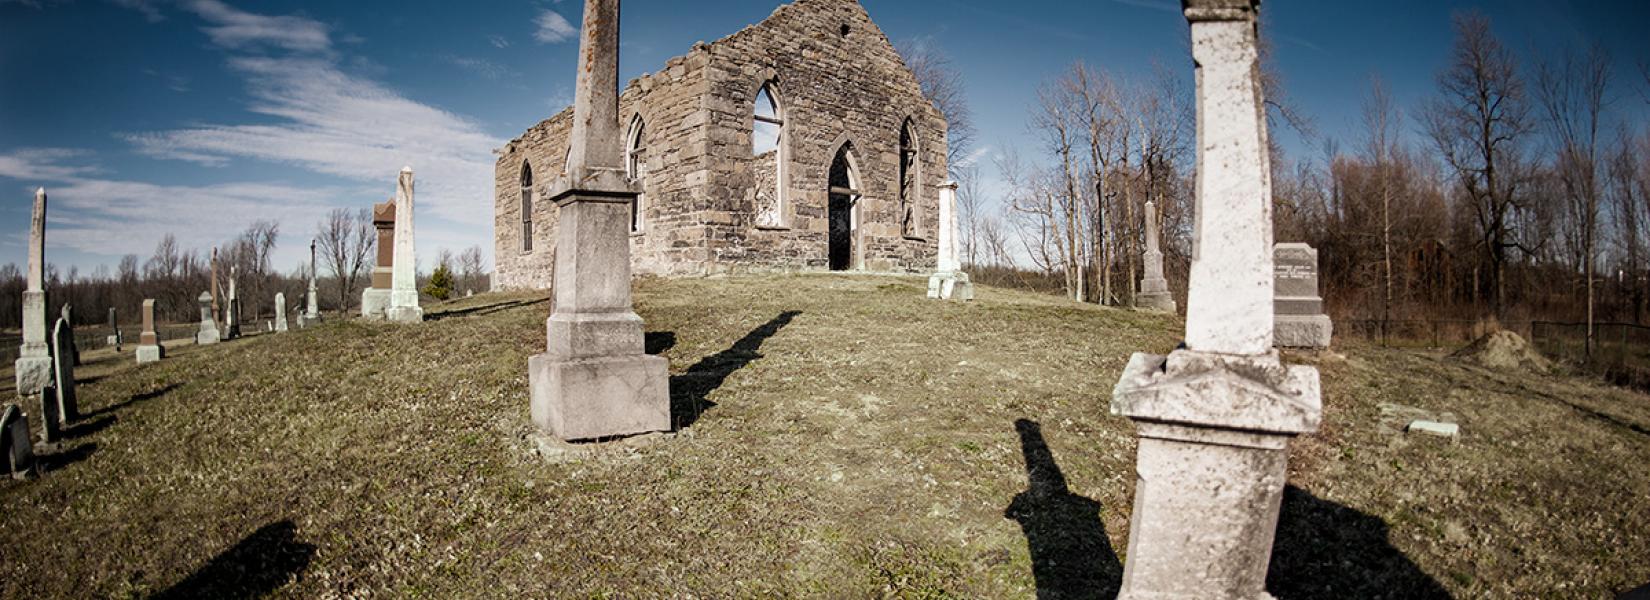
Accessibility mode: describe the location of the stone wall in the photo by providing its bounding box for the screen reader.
[493,0,946,289]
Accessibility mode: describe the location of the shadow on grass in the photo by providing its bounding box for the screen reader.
[671,311,799,430]
[61,415,116,440]
[1621,582,1650,599]
[83,382,181,420]
[154,520,316,600]
[646,331,676,356]
[426,298,548,322]
[37,442,97,472]
[1268,485,1451,598]
[1004,419,1121,599]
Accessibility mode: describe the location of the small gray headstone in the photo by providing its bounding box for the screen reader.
[38,384,61,444]
[1273,243,1333,348]
[2,404,34,479]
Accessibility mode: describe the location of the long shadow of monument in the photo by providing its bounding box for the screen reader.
[670,311,800,430]
[153,520,316,600]
[1004,419,1122,599]
[425,297,549,322]
[1267,485,1452,598]
[83,382,182,420]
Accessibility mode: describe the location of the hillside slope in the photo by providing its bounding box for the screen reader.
[1,275,1647,598]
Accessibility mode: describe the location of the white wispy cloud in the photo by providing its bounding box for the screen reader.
[488,34,511,49]
[954,145,992,169]
[443,55,516,81]
[109,0,164,22]
[534,9,577,44]
[185,0,331,53]
[0,148,102,180]
[127,2,502,234]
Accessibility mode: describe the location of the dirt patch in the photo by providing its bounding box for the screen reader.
[1449,330,1553,372]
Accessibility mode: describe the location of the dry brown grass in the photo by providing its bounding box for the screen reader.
[0,274,1646,598]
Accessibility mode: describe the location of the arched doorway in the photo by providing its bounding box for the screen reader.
[828,144,861,271]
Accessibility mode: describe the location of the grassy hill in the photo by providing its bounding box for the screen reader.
[2,275,1648,598]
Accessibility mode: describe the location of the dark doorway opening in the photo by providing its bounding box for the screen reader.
[828,144,859,271]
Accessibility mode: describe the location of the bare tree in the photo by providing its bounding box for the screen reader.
[458,245,486,294]
[1536,44,1612,356]
[1420,11,1531,317]
[1362,76,1401,327]
[897,38,975,175]
[317,208,375,312]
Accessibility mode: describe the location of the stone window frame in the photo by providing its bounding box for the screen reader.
[898,116,925,241]
[625,114,647,236]
[519,160,535,254]
[751,77,791,231]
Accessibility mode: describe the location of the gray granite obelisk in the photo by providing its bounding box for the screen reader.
[926,181,974,301]
[385,170,424,323]
[1110,2,1322,597]
[136,299,162,363]
[15,188,53,397]
[1136,199,1176,313]
[304,239,322,326]
[529,0,670,441]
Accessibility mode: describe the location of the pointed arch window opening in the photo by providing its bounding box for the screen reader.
[626,116,647,235]
[753,83,789,229]
[899,120,922,239]
[520,161,535,253]
[828,144,863,271]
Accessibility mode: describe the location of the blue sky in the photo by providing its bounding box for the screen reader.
[1,0,1646,275]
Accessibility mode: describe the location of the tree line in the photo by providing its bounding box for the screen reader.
[0,211,489,331]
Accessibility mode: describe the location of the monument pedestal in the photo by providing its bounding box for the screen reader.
[136,345,162,364]
[361,288,391,319]
[14,356,51,397]
[1138,247,1177,313]
[385,295,424,324]
[926,271,974,301]
[1275,314,1332,349]
[1112,349,1320,599]
[15,290,51,395]
[530,352,670,442]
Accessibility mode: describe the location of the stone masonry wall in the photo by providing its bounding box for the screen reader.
[493,0,946,288]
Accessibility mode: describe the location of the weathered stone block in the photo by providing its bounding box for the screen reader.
[529,353,671,442]
[136,345,162,364]
[1275,314,1333,349]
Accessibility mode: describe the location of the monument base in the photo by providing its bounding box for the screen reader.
[14,356,52,397]
[926,271,975,301]
[1137,290,1177,313]
[385,305,424,324]
[361,288,391,319]
[529,352,670,442]
[197,329,220,345]
[136,345,162,364]
[1274,314,1332,349]
[1112,349,1321,599]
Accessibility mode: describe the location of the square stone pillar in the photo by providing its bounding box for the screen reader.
[1111,2,1321,598]
[15,188,52,396]
[927,181,974,301]
[304,239,323,325]
[137,299,162,364]
[529,0,670,442]
[385,170,424,323]
[361,199,395,319]
[1137,200,1177,313]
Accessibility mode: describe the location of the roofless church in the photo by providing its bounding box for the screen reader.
[492,0,948,288]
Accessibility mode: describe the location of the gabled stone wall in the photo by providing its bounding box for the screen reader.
[493,0,946,289]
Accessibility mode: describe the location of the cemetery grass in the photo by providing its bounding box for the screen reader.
[0,275,1646,598]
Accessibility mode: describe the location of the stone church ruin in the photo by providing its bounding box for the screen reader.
[493,0,949,288]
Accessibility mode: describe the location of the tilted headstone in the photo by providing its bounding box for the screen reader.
[38,383,61,444]
[15,187,53,396]
[927,181,974,301]
[385,170,424,323]
[107,307,122,351]
[1110,2,1321,597]
[136,299,162,364]
[1273,243,1333,348]
[196,292,221,345]
[361,199,395,319]
[50,317,77,424]
[274,291,288,332]
[60,304,80,366]
[2,404,34,479]
[1137,199,1176,313]
[529,0,670,441]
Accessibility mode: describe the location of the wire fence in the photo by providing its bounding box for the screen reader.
[1530,321,1650,389]
[1338,318,1515,349]
[0,323,202,364]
